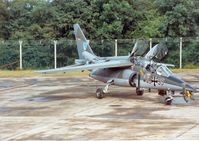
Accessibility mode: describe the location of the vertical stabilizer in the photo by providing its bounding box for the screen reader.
[73,24,95,59]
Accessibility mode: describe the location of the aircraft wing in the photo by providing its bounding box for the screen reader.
[36,60,132,74]
[156,63,175,67]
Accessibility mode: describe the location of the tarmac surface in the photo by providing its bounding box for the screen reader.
[0,72,199,140]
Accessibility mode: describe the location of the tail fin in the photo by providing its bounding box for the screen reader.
[73,24,95,59]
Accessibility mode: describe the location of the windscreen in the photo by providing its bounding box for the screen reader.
[157,66,172,77]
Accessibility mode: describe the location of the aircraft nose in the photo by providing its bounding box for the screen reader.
[168,75,195,92]
[185,83,195,92]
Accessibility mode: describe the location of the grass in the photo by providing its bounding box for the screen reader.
[0,70,89,77]
[0,69,198,77]
[171,69,199,73]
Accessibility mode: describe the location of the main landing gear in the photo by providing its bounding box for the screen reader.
[164,95,173,105]
[96,88,105,99]
[96,80,114,99]
[158,90,173,105]
[136,88,144,96]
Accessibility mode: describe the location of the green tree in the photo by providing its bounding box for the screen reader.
[155,0,198,37]
[0,0,12,39]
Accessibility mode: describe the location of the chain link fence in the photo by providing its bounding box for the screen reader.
[0,38,198,70]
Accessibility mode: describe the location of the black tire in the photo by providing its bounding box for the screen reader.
[96,88,104,99]
[158,90,167,96]
[136,88,144,96]
[165,97,172,105]
[148,88,151,92]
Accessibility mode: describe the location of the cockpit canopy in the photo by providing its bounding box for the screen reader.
[157,66,173,77]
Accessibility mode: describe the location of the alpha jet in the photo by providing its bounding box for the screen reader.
[37,24,195,105]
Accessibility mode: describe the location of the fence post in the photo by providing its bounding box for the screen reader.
[115,39,117,56]
[19,40,23,70]
[54,40,57,69]
[179,37,182,69]
[149,38,152,50]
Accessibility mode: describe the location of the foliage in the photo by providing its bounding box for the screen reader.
[183,41,199,67]
[0,41,19,69]
[155,0,199,37]
[0,0,198,69]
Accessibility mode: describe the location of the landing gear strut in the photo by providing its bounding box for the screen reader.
[95,80,114,99]
[136,74,144,96]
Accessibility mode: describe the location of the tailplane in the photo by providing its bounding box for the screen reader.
[73,24,95,60]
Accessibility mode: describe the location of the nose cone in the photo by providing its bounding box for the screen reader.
[168,75,195,92]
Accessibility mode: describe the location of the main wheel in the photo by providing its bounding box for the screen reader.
[136,88,144,96]
[158,90,167,96]
[96,88,105,99]
[165,97,173,105]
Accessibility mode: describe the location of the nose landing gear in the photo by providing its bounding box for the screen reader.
[182,90,194,103]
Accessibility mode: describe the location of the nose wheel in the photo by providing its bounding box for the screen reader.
[182,90,194,103]
[96,88,105,99]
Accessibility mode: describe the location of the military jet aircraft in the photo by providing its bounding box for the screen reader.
[37,24,195,105]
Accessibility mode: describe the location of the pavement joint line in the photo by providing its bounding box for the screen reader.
[175,123,199,138]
